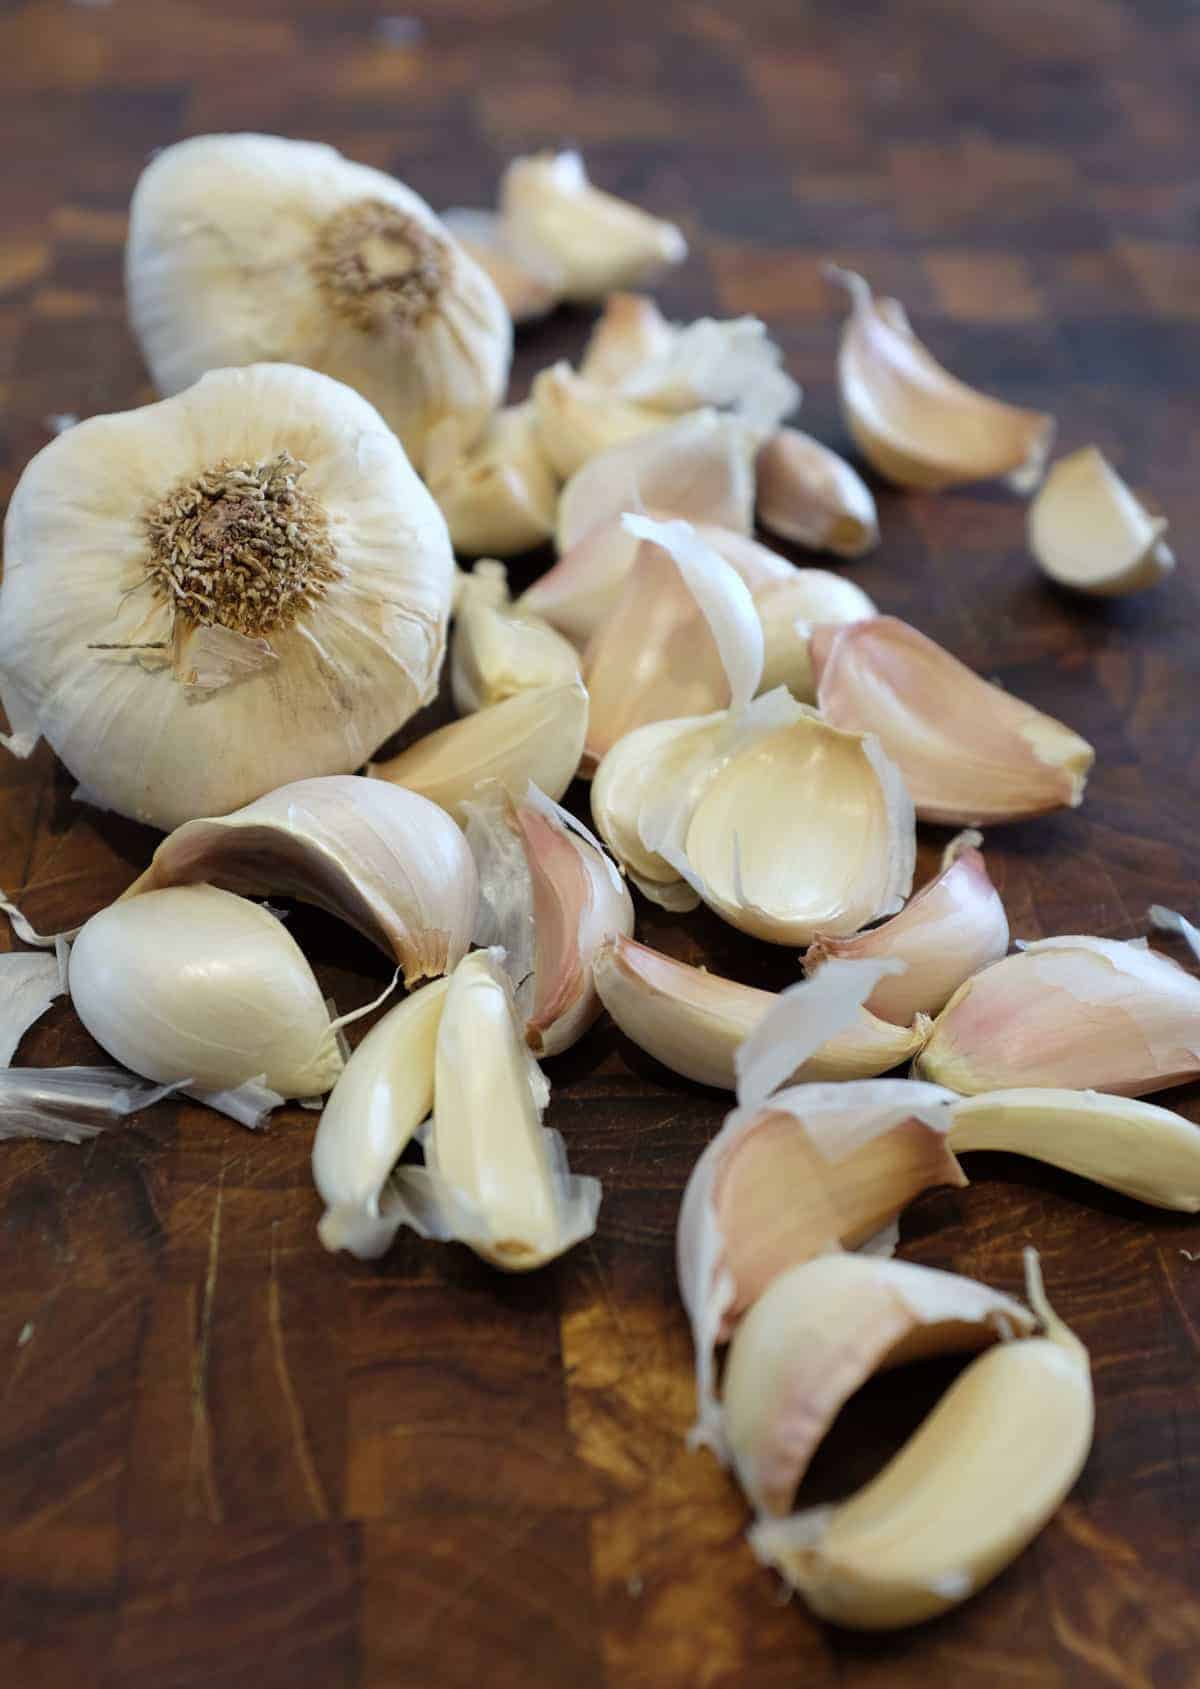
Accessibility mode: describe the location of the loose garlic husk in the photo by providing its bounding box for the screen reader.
[756,428,879,557]
[915,935,1200,1097]
[828,267,1054,493]
[424,406,558,558]
[805,831,1009,1024]
[0,364,454,829]
[1028,445,1175,598]
[0,950,65,1066]
[450,564,580,714]
[464,782,633,1056]
[127,134,511,469]
[123,775,477,984]
[441,207,565,323]
[813,617,1094,825]
[579,293,675,385]
[755,571,877,701]
[0,1066,181,1145]
[530,363,669,481]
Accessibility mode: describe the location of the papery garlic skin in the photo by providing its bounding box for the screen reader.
[1028,445,1175,598]
[0,1066,181,1144]
[755,572,877,702]
[68,884,343,1097]
[756,428,879,557]
[450,565,580,715]
[425,406,558,559]
[441,208,564,322]
[0,950,64,1066]
[127,134,511,469]
[0,364,454,830]
[530,363,668,481]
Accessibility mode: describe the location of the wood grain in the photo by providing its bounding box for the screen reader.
[1,0,1198,1683]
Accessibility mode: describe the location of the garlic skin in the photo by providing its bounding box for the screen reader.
[0,950,64,1066]
[127,134,511,469]
[450,564,580,715]
[1028,445,1174,598]
[915,935,1200,1097]
[441,207,564,323]
[68,884,343,1097]
[424,405,558,559]
[813,617,1094,826]
[0,363,454,830]
[755,571,877,701]
[530,363,668,481]
[124,775,477,985]
[618,316,800,435]
[756,428,879,557]
[828,267,1054,493]
[0,1066,181,1144]
[579,293,675,386]
[805,831,1009,1024]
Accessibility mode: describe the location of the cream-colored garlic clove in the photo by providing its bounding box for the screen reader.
[530,363,669,481]
[450,563,580,715]
[915,934,1200,1097]
[441,207,565,322]
[424,405,559,559]
[124,775,478,985]
[500,149,686,303]
[805,830,1009,1024]
[828,267,1054,493]
[813,616,1094,826]
[370,679,588,824]
[579,292,674,386]
[756,428,879,556]
[1028,445,1174,598]
[723,1254,1034,1517]
[755,572,877,701]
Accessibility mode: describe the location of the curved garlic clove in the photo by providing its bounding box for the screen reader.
[915,934,1200,1097]
[755,572,877,701]
[813,616,1094,826]
[1028,445,1174,598]
[756,427,879,556]
[450,564,580,715]
[441,207,564,322]
[805,831,1009,1024]
[579,292,674,386]
[828,267,1054,493]
[68,884,344,1097]
[500,149,686,303]
[371,679,588,824]
[723,1255,1034,1517]
[530,363,668,481]
[618,315,800,435]
[125,775,478,984]
[425,405,559,559]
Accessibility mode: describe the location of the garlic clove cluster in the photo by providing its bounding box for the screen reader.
[441,207,565,323]
[530,363,670,481]
[756,428,879,557]
[1028,445,1174,598]
[449,563,580,714]
[424,405,558,558]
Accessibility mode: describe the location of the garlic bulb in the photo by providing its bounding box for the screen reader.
[450,564,580,714]
[1028,446,1174,598]
[441,207,564,323]
[530,363,668,481]
[0,363,454,829]
[424,406,558,559]
[756,427,879,557]
[127,134,511,469]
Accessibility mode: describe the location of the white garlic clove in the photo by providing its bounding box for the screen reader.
[579,292,674,386]
[530,362,669,481]
[0,950,65,1066]
[828,267,1054,493]
[1028,445,1174,598]
[805,831,1010,1024]
[722,1254,1034,1517]
[915,934,1200,1097]
[424,405,559,559]
[813,616,1094,826]
[617,315,800,435]
[441,207,564,322]
[756,427,879,557]
[68,884,344,1097]
[450,563,580,715]
[755,572,877,701]
[371,679,588,825]
[499,149,686,303]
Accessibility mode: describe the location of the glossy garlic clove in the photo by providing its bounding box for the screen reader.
[1028,445,1174,598]
[756,428,879,556]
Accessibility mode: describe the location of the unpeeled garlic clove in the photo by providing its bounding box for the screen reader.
[813,616,1094,825]
[530,362,668,481]
[914,934,1200,1097]
[805,831,1009,1024]
[450,563,580,714]
[424,405,559,559]
[756,428,879,557]
[370,678,588,825]
[125,774,478,985]
[1028,445,1174,598]
[579,292,674,386]
[441,207,565,322]
[754,571,877,701]
[722,1254,1034,1517]
[828,267,1054,493]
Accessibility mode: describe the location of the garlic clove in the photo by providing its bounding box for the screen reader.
[370,678,588,825]
[530,362,669,481]
[0,950,65,1066]
[424,405,559,559]
[499,149,686,303]
[828,267,1054,493]
[755,572,877,701]
[441,207,565,323]
[722,1254,1034,1517]
[579,292,675,386]
[813,616,1094,826]
[450,563,580,714]
[805,830,1009,1024]
[617,315,800,435]
[1028,445,1174,598]
[756,427,879,557]
[914,934,1200,1097]
[125,774,478,984]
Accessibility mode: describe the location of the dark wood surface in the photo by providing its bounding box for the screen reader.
[1,1,1199,1684]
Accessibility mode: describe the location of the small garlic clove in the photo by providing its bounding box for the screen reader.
[450,563,580,715]
[1028,445,1174,598]
[579,292,674,386]
[915,934,1200,1097]
[370,679,588,825]
[756,427,879,557]
[805,830,1010,1024]
[441,207,565,322]
[530,362,669,481]
[125,774,479,985]
[617,315,800,436]
[722,1254,1035,1517]
[813,616,1094,826]
[755,572,877,701]
[828,267,1054,493]
[0,950,64,1066]
[425,405,559,559]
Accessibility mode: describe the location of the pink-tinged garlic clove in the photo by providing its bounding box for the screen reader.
[756,428,879,557]
[1028,446,1175,598]
[579,292,675,386]
[530,362,669,481]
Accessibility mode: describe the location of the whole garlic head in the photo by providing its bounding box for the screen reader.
[126,133,512,469]
[0,363,454,829]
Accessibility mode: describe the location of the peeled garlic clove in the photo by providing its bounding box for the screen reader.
[751,1251,1092,1630]
[450,564,580,714]
[805,831,1009,1024]
[530,363,670,482]
[828,267,1054,494]
[125,775,477,984]
[371,679,588,825]
[755,572,877,701]
[756,427,879,556]
[500,149,686,303]
[915,934,1200,1097]
[424,406,558,559]
[618,315,800,435]
[579,292,674,386]
[813,616,1094,826]
[723,1255,1034,1517]
[68,884,344,1097]
[1028,445,1174,598]
[441,207,564,323]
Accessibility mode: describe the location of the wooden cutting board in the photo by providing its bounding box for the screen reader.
[1,1,1198,1683]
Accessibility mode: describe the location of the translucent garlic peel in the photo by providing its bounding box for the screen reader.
[736,957,910,1108]
[756,429,879,557]
[755,572,877,702]
[617,315,800,435]
[0,950,64,1066]
[0,1065,182,1143]
[441,207,564,323]
[450,568,580,715]
[531,363,668,481]
[1028,446,1174,598]
[424,406,558,559]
